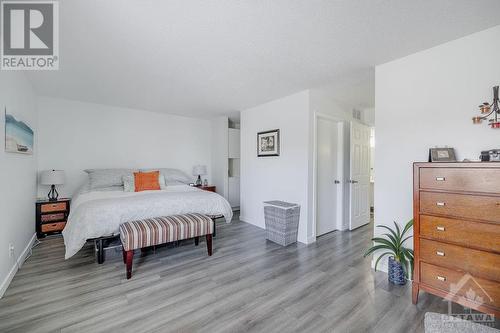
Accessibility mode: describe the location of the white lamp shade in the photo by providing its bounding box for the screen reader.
[40,170,65,185]
[192,165,207,176]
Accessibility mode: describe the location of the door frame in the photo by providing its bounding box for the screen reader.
[312,112,346,240]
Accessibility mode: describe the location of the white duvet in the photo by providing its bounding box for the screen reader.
[63,185,233,259]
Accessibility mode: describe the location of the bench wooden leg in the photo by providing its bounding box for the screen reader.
[194,236,199,246]
[212,218,216,237]
[126,250,134,279]
[206,234,212,256]
[122,248,126,264]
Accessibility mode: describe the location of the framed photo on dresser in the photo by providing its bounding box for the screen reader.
[428,147,456,162]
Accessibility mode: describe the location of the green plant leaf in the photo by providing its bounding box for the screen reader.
[374,252,393,272]
[401,235,413,246]
[377,225,399,240]
[393,221,401,239]
[364,244,393,257]
[401,219,414,237]
[381,232,398,245]
[370,237,397,253]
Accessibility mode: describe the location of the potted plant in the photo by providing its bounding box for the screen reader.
[364,219,414,285]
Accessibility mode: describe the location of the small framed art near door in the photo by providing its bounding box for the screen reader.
[257,129,280,157]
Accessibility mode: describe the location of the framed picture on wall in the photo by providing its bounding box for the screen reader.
[428,147,456,162]
[5,107,34,155]
[257,129,280,157]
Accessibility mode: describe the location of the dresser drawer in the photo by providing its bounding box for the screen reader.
[41,222,66,233]
[420,238,500,281]
[421,262,500,308]
[40,202,67,213]
[420,167,500,193]
[420,191,500,223]
[41,213,65,222]
[420,215,500,252]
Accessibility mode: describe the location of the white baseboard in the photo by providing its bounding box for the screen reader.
[0,233,37,298]
[306,236,316,244]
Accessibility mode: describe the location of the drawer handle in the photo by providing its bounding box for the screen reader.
[436,226,445,231]
[436,251,445,256]
[436,202,446,206]
[435,177,446,181]
[436,276,446,282]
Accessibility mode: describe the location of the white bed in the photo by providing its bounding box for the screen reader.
[63,184,233,259]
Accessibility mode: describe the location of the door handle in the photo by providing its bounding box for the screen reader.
[349,180,358,184]
[334,180,340,184]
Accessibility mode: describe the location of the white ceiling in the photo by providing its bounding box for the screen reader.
[27,0,500,117]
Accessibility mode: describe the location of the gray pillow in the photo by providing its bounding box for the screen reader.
[141,168,192,184]
[84,168,138,189]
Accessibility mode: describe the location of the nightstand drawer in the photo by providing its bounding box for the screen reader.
[41,222,66,233]
[41,213,65,222]
[41,202,67,213]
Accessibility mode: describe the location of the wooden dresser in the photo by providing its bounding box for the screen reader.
[413,162,500,316]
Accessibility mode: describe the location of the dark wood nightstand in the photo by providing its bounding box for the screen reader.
[198,185,216,192]
[36,198,71,238]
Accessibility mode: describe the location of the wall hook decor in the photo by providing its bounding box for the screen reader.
[472,86,500,128]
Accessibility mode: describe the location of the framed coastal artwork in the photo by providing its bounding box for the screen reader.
[4,107,34,155]
[257,129,280,157]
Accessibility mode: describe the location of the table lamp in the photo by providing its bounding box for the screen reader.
[192,165,207,186]
[40,170,65,201]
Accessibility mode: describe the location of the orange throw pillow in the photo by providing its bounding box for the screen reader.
[134,171,161,192]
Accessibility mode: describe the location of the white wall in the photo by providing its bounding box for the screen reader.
[375,26,500,270]
[0,73,38,297]
[211,116,229,198]
[37,97,212,197]
[240,91,310,243]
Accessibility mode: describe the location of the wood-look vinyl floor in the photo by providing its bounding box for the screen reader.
[0,217,497,333]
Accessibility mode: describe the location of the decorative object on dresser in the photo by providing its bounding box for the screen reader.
[364,219,414,285]
[36,198,70,238]
[198,185,216,192]
[412,162,500,317]
[428,148,456,162]
[480,149,500,162]
[472,86,500,129]
[40,169,65,201]
[257,129,280,157]
[192,165,207,186]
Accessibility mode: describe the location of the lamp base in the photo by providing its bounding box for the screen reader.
[48,185,59,201]
[196,175,202,186]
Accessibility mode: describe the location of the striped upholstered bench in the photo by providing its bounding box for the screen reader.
[120,213,214,279]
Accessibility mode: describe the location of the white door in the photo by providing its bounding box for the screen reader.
[316,117,342,236]
[349,121,371,230]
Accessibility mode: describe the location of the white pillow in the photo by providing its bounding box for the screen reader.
[123,173,167,192]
